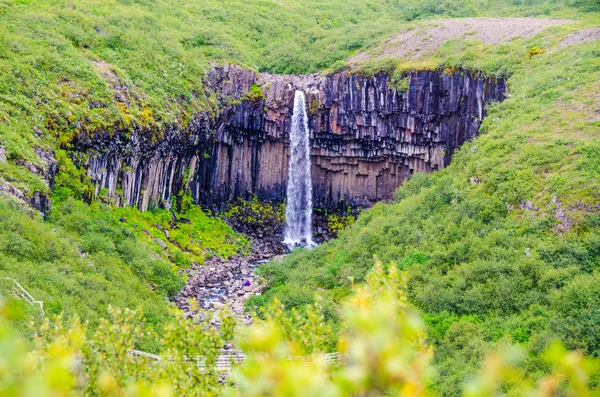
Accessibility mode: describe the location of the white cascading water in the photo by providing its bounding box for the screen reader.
[284,91,315,249]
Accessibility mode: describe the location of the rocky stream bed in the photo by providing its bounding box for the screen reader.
[175,238,287,325]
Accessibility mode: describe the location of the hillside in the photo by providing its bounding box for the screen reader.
[0,0,597,203]
[0,0,589,328]
[0,0,599,394]
[255,16,600,396]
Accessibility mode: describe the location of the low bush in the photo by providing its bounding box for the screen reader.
[256,38,600,394]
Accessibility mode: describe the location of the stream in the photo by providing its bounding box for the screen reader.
[176,90,316,325]
[175,238,286,325]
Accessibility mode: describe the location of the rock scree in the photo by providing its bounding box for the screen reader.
[348,17,572,66]
[176,238,286,325]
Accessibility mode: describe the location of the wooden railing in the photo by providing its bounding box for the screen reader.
[3,277,45,318]
[127,349,342,374]
[2,277,342,374]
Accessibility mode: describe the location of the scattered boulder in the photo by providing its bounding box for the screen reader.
[270,254,287,263]
[552,196,571,234]
[0,178,26,203]
[176,238,285,324]
[520,200,539,212]
[153,238,168,250]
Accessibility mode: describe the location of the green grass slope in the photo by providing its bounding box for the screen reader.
[0,0,596,177]
[0,197,179,339]
[0,0,598,362]
[255,20,600,396]
[0,193,245,347]
[0,156,246,347]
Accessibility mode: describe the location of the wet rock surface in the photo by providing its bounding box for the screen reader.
[176,238,287,325]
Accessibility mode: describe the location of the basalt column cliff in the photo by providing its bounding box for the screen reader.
[82,65,506,211]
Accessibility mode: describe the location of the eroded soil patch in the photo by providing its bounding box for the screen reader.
[349,17,572,65]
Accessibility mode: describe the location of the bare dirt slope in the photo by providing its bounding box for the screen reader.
[556,28,600,49]
[349,17,572,65]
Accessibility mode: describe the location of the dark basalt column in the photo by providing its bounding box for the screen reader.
[77,64,506,211]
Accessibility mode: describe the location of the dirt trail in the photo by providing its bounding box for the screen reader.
[349,17,572,65]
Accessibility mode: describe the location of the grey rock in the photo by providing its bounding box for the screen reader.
[153,238,168,250]
[175,240,276,324]
[552,196,571,233]
[271,255,287,263]
[520,200,538,212]
[75,64,505,213]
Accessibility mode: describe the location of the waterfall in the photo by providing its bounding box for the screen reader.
[284,91,315,249]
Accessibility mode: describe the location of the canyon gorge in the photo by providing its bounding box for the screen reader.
[76,64,506,215]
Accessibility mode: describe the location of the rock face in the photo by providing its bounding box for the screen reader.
[0,145,57,215]
[79,65,506,211]
[75,114,211,211]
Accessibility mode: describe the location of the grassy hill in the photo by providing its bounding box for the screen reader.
[1,0,597,174]
[0,190,245,347]
[0,0,595,199]
[254,17,600,395]
[0,0,598,383]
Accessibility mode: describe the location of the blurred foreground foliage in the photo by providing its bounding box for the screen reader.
[2,262,600,396]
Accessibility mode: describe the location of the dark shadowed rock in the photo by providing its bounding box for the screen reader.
[76,64,506,212]
[3,146,56,214]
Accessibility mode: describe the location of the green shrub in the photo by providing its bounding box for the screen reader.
[3,264,600,396]
[222,196,284,237]
[256,38,600,394]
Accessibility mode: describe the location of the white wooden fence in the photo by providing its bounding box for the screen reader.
[3,277,342,375]
[3,277,45,318]
[127,349,342,374]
